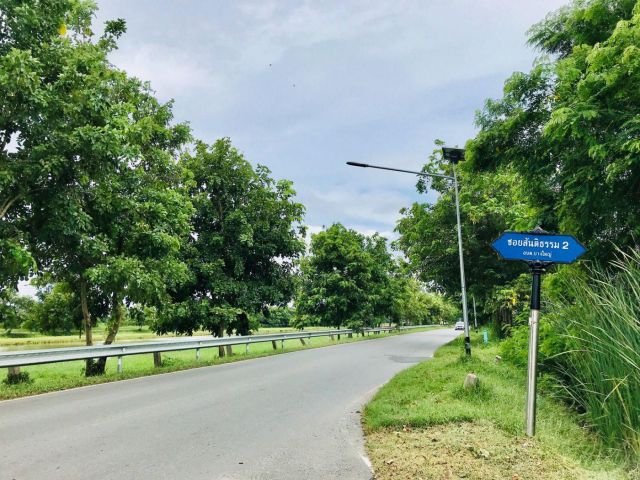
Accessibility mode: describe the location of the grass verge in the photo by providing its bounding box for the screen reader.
[363,335,639,480]
[0,327,440,400]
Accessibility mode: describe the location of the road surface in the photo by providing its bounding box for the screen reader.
[1,328,459,480]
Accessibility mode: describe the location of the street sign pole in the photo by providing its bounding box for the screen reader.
[453,166,471,356]
[491,227,586,437]
[525,261,545,436]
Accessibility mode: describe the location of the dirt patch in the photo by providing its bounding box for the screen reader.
[366,421,620,480]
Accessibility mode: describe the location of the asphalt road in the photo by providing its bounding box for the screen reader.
[1,328,459,480]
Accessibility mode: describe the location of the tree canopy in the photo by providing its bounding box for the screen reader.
[468,0,640,260]
[155,139,306,342]
[296,224,449,329]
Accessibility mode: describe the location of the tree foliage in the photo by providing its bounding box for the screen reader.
[0,1,195,374]
[27,283,83,335]
[297,224,381,329]
[390,276,458,326]
[0,288,34,334]
[395,146,532,326]
[155,139,306,342]
[468,0,640,260]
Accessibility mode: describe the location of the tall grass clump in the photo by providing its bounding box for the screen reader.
[554,248,640,461]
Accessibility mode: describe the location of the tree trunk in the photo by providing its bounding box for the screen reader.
[80,278,98,376]
[80,279,93,346]
[93,293,124,375]
[217,324,225,357]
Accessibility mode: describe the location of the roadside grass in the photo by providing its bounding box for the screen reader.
[0,327,440,400]
[363,335,638,480]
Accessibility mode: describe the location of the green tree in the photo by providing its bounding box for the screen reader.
[260,306,293,328]
[391,276,458,326]
[1,0,194,374]
[128,304,157,331]
[468,0,640,260]
[296,224,393,330]
[395,146,532,324]
[156,139,306,355]
[0,288,35,334]
[26,283,83,335]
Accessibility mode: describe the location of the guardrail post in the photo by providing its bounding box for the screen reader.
[196,348,200,361]
[117,356,123,373]
[281,339,284,350]
[337,334,341,340]
[153,352,162,368]
[271,340,277,350]
[307,334,311,344]
[330,334,335,341]
[348,332,352,338]
[299,338,306,346]
[245,343,249,354]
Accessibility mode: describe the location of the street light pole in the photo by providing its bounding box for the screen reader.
[346,149,471,356]
[452,165,471,356]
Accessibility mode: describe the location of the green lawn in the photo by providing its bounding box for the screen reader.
[0,327,439,400]
[363,334,638,480]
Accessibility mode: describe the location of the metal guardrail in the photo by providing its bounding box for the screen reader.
[0,324,438,372]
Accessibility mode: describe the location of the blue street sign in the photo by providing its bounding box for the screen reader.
[491,232,586,264]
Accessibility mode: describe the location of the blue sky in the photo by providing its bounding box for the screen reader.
[95,0,568,241]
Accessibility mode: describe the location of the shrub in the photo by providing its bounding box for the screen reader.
[553,248,640,460]
[3,371,31,385]
[499,318,569,370]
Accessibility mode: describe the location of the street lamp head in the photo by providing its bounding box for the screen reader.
[346,161,369,168]
[442,147,465,164]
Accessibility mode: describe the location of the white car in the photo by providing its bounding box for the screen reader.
[454,321,465,331]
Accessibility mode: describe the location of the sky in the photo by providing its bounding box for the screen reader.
[92,0,568,241]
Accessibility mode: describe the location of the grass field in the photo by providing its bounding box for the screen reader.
[0,325,330,348]
[363,335,638,480]
[0,327,439,400]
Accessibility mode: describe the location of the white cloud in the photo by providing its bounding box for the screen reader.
[109,44,217,101]
[95,0,569,236]
[306,187,409,225]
